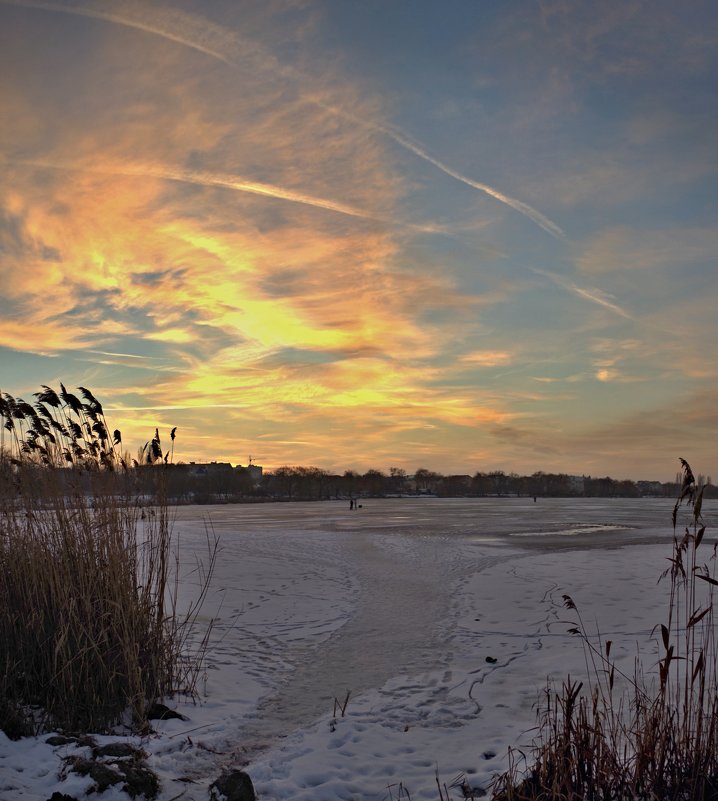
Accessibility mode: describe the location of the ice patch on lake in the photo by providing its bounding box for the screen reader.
[507,523,632,537]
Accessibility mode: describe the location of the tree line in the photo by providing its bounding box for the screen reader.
[258,466,713,502]
[149,465,713,504]
[1,384,711,505]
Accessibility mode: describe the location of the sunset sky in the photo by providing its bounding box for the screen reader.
[1,0,717,479]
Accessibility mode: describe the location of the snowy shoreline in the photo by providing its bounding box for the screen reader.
[1,498,701,800]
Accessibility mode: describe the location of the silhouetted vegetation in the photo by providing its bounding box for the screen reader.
[0,386,703,507]
[254,466,702,503]
[491,459,718,801]
[0,385,214,736]
[108,464,707,505]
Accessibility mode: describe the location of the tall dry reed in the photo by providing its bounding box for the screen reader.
[491,458,718,800]
[0,385,214,735]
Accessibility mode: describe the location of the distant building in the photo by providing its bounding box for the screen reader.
[636,480,665,496]
[245,464,263,483]
[234,463,263,483]
[186,461,263,483]
[446,474,472,486]
[186,461,234,476]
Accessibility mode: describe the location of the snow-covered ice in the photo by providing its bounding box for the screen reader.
[1,496,709,800]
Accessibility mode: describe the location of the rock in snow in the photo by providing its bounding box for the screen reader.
[211,770,257,801]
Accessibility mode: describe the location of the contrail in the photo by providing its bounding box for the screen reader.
[530,268,631,319]
[384,126,564,238]
[22,158,444,233]
[87,349,156,360]
[0,0,239,64]
[2,0,564,238]
[105,404,250,411]
[314,101,565,239]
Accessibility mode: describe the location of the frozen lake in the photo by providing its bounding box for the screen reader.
[165,496,700,798]
[5,496,710,800]
[173,495,682,545]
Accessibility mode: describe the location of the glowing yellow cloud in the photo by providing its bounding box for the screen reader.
[0,8,530,473]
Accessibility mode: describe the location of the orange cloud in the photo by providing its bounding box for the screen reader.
[457,350,513,367]
[0,3,575,474]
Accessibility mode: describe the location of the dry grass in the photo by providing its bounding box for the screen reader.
[0,385,215,735]
[491,458,718,800]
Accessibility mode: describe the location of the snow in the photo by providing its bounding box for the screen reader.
[1,496,707,801]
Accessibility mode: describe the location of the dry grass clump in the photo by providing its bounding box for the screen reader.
[0,385,214,735]
[492,458,718,800]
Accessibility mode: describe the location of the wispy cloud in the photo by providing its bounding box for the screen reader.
[22,158,437,229]
[2,0,563,238]
[577,225,718,275]
[456,350,513,367]
[0,317,94,353]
